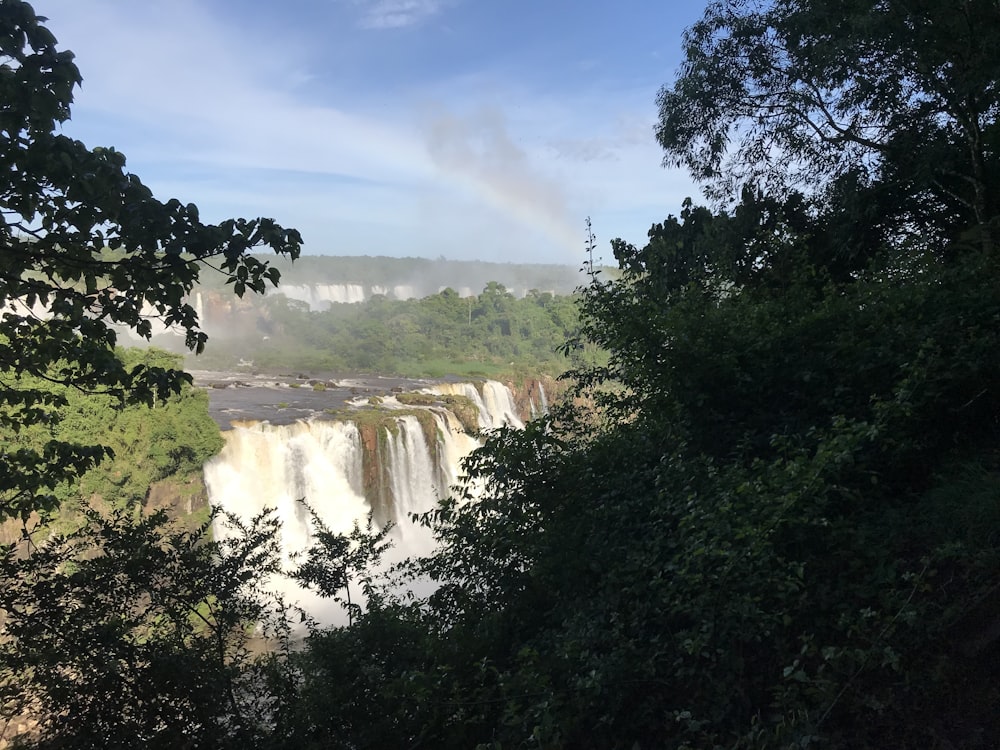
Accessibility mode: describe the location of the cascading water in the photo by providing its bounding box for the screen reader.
[529,381,550,419]
[203,380,521,622]
[274,283,367,308]
[381,415,442,559]
[370,284,418,300]
[274,283,422,309]
[481,381,524,429]
[203,421,366,556]
[429,409,481,488]
[422,382,486,426]
[423,381,523,429]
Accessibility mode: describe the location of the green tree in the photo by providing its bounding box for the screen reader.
[1,348,223,517]
[292,211,1000,749]
[0,507,291,749]
[0,3,301,747]
[656,0,1000,251]
[0,0,301,522]
[273,3,1000,745]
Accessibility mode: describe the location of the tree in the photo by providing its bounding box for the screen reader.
[287,207,1000,748]
[268,4,1000,744]
[0,0,301,523]
[0,4,302,746]
[656,0,1000,251]
[0,507,292,749]
[0,347,223,520]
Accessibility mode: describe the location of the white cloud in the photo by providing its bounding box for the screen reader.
[34,0,697,262]
[350,0,451,29]
[45,0,434,182]
[421,104,579,253]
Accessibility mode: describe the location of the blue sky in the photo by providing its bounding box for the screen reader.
[38,0,703,264]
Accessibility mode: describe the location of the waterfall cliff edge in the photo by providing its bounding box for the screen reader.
[202,380,536,620]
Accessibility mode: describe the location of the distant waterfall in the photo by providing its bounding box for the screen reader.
[481,381,523,429]
[529,381,550,420]
[202,381,520,620]
[274,283,421,309]
[275,283,366,308]
[424,381,523,429]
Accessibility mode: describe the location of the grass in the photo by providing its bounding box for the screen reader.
[391,358,510,379]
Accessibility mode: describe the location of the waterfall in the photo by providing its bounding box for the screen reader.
[481,381,524,429]
[424,380,523,429]
[426,382,489,427]
[203,421,367,563]
[381,416,440,558]
[430,409,481,488]
[528,381,550,420]
[273,283,421,308]
[275,283,367,308]
[202,383,519,621]
[391,284,417,300]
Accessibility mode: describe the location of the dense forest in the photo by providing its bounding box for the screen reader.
[3,0,1000,748]
[0,348,220,532]
[188,282,583,378]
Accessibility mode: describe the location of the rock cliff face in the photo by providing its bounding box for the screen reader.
[508,374,563,420]
[0,715,39,748]
[0,515,35,550]
[0,473,213,555]
[196,289,264,334]
[144,475,212,530]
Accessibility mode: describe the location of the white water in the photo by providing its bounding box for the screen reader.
[423,380,523,430]
[275,283,367,308]
[431,409,482,488]
[203,381,521,622]
[269,282,552,310]
[274,283,422,309]
[529,381,550,419]
[203,421,366,560]
[370,284,418,300]
[382,416,440,558]
[481,381,524,429]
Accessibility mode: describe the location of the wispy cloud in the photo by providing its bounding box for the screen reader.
[351,0,451,29]
[36,0,698,263]
[423,104,579,254]
[548,137,618,163]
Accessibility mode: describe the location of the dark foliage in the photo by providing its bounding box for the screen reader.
[0,0,300,522]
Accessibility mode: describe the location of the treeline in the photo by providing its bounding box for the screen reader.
[190,282,583,378]
[195,253,585,296]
